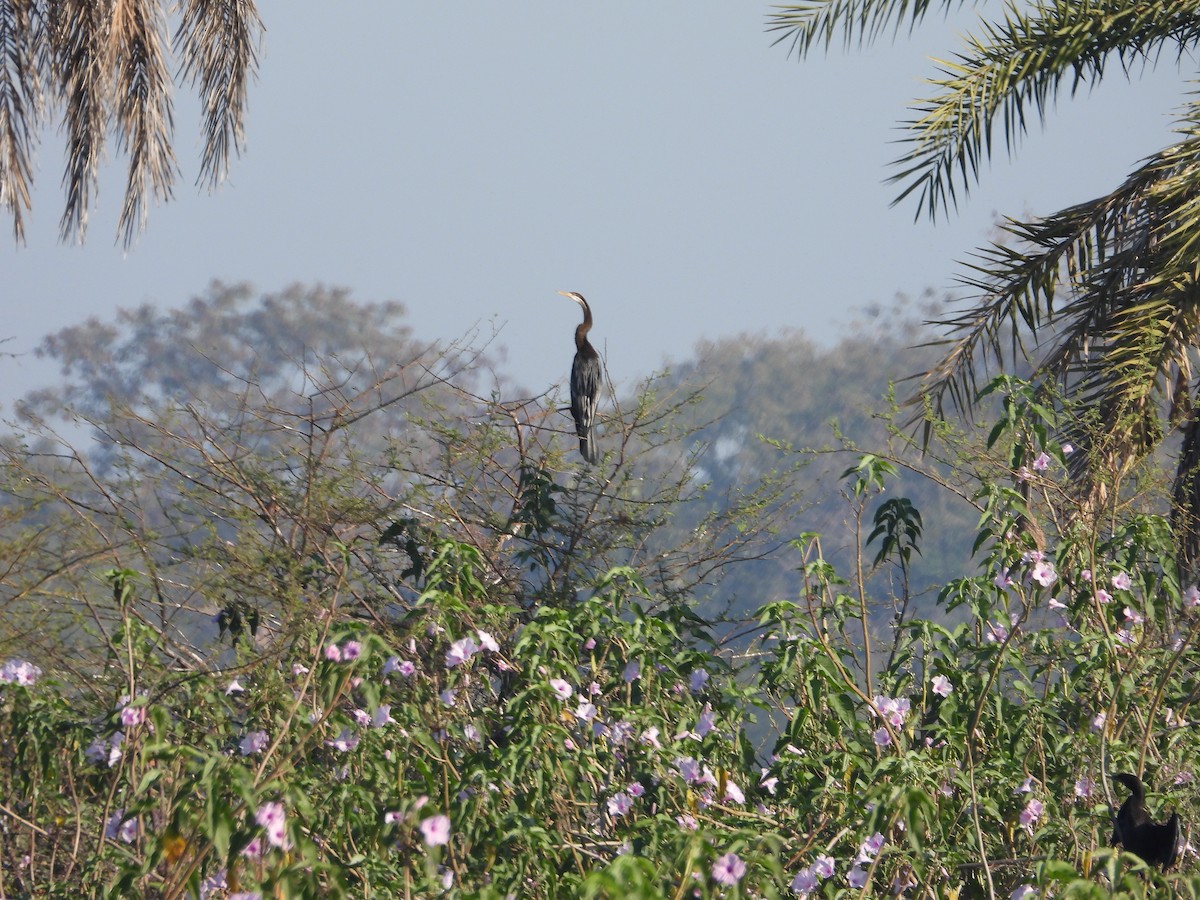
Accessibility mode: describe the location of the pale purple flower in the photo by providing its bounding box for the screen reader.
[256,801,288,848]
[439,866,454,890]
[1030,560,1057,587]
[872,695,910,728]
[993,568,1015,589]
[582,637,596,651]
[1019,798,1043,833]
[105,810,137,843]
[445,636,479,668]
[341,640,362,661]
[1074,775,1095,799]
[382,656,414,678]
[323,643,342,662]
[724,780,745,803]
[371,705,394,728]
[610,720,635,744]
[1061,443,1074,455]
[628,782,645,798]
[1091,711,1107,732]
[711,852,746,886]
[676,756,703,783]
[1048,597,1067,610]
[1032,451,1051,472]
[857,832,884,862]
[791,867,818,893]
[420,813,451,847]
[476,630,500,652]
[607,792,632,818]
[694,705,716,738]
[641,726,662,748]
[549,678,573,701]
[86,732,123,767]
[812,854,835,879]
[931,675,953,697]
[352,707,372,727]
[1123,607,1144,626]
[589,681,602,696]
[676,813,698,831]
[1014,776,1035,794]
[1011,886,1037,900]
[239,730,269,756]
[1115,628,1135,645]
[1016,465,1032,482]
[760,770,779,795]
[622,660,641,683]
[1095,588,1113,604]
[439,688,457,707]
[847,866,868,888]
[120,704,147,728]
[327,727,359,752]
[291,663,310,677]
[986,620,1010,643]
[0,658,42,686]
[574,701,597,722]
[689,669,709,693]
[225,678,245,695]
[1112,571,1132,591]
[384,810,403,824]
[1186,585,1200,607]
[873,726,892,747]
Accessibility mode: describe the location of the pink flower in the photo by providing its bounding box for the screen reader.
[711,852,746,886]
[0,658,42,686]
[549,678,573,701]
[694,705,716,738]
[641,726,662,748]
[1091,711,1107,732]
[1185,585,1200,607]
[445,636,479,668]
[812,853,835,879]
[438,688,457,707]
[1074,775,1095,799]
[341,641,362,661]
[676,813,698,831]
[1019,798,1043,833]
[607,792,632,818]
[873,726,892,747]
[420,814,451,847]
[1123,607,1144,625]
[1061,443,1074,455]
[323,644,342,662]
[628,782,645,798]
[993,569,1015,589]
[1095,588,1112,604]
[1030,560,1057,587]
[931,675,953,697]
[848,865,868,888]
[1032,451,1051,471]
[676,756,703,783]
[724,780,745,803]
[476,630,500,652]
[1112,571,1132,591]
[119,704,147,728]
[256,801,288,848]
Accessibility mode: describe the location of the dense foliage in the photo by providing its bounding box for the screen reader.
[4,291,1200,898]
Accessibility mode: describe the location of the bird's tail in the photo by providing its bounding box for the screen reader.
[579,428,596,464]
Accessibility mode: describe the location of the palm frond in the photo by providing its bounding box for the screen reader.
[175,0,262,191]
[893,0,1200,220]
[766,0,969,55]
[0,0,43,244]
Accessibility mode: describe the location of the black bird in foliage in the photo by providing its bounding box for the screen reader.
[559,291,601,463]
[1111,772,1183,869]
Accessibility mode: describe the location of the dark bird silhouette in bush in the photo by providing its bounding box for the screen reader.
[1111,772,1183,869]
[559,291,600,463]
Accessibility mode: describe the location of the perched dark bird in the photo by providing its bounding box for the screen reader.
[1111,772,1183,869]
[559,291,601,463]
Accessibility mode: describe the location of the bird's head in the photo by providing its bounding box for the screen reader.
[558,291,587,307]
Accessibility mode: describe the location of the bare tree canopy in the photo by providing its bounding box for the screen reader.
[0,0,262,246]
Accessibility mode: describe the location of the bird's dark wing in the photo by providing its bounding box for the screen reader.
[570,350,601,462]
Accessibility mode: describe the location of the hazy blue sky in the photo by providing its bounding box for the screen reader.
[2,3,1190,408]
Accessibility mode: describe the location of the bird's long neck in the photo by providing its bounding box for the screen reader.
[575,299,593,351]
[1116,773,1146,802]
